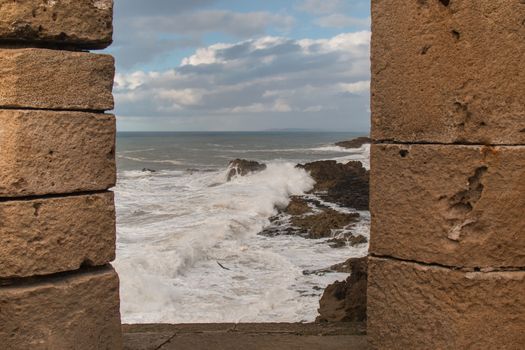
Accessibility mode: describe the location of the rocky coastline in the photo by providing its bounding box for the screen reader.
[227,137,370,323]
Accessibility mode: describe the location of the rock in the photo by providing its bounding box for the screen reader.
[317,257,368,323]
[0,48,114,111]
[368,257,525,349]
[327,235,368,249]
[142,168,156,173]
[291,209,359,239]
[371,144,525,268]
[335,137,371,149]
[297,161,369,210]
[0,266,122,350]
[0,192,116,278]
[227,159,267,181]
[371,0,525,145]
[0,0,113,49]
[0,110,116,197]
[283,196,313,216]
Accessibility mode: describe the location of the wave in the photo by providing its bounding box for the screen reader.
[114,162,325,323]
[118,155,182,165]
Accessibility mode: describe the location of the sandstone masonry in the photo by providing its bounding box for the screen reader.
[0,267,122,350]
[0,48,114,110]
[0,0,113,49]
[0,192,116,278]
[0,109,116,197]
[0,1,122,348]
[369,0,525,348]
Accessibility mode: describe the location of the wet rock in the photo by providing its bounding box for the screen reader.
[335,137,371,149]
[326,235,368,249]
[283,196,312,216]
[297,161,369,211]
[317,257,368,323]
[291,209,360,239]
[142,168,156,173]
[227,159,267,181]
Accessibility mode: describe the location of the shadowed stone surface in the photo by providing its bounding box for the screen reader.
[0,266,122,350]
[370,144,525,268]
[0,0,113,49]
[0,49,114,111]
[123,323,367,350]
[368,257,525,350]
[0,110,116,197]
[371,0,525,144]
[0,192,116,278]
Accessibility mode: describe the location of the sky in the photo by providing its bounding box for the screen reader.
[107,0,371,132]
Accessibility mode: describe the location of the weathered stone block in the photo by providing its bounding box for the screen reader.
[371,0,525,144]
[0,109,116,197]
[0,48,114,110]
[0,192,116,278]
[368,257,525,350]
[370,144,525,268]
[0,0,113,49]
[0,266,122,350]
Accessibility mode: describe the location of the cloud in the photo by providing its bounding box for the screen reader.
[114,0,218,17]
[315,14,371,29]
[111,9,295,69]
[114,31,371,131]
[297,0,344,14]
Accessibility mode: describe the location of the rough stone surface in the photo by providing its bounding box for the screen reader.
[0,266,122,350]
[0,192,116,278]
[371,0,525,144]
[0,48,114,110]
[367,257,525,350]
[0,109,116,197]
[123,323,367,350]
[0,0,113,49]
[370,144,525,268]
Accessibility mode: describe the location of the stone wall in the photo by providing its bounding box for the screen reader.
[368,1,525,349]
[0,1,122,349]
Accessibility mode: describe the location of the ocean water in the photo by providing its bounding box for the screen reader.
[114,132,370,324]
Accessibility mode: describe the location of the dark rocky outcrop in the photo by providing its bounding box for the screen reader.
[227,159,267,181]
[291,210,360,239]
[316,257,368,323]
[326,235,368,249]
[335,137,371,149]
[297,161,369,211]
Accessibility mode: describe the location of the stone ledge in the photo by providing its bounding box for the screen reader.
[0,109,116,197]
[367,257,525,349]
[0,0,113,49]
[0,192,116,278]
[0,48,114,111]
[0,265,122,350]
[370,143,525,268]
[371,0,525,144]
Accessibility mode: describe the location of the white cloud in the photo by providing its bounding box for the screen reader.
[114,31,371,131]
[340,80,370,95]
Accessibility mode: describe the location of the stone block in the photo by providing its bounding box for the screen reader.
[367,257,525,350]
[0,109,116,197]
[0,266,122,350]
[0,48,114,111]
[0,192,116,278]
[370,144,525,268]
[0,0,113,49]
[371,0,525,144]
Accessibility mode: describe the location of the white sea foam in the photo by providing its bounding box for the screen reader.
[114,141,371,324]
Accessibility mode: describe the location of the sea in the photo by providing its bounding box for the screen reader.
[114,132,371,324]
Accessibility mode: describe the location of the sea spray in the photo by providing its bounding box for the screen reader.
[115,162,350,323]
[114,132,370,323]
